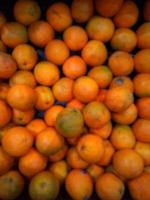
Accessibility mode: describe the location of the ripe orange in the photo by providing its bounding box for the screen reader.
[0,83,10,101]
[49,144,68,162]
[87,164,104,181]
[143,0,150,21]
[136,97,150,120]
[95,89,108,102]
[0,123,15,144]
[135,142,150,166]
[0,100,12,128]
[67,99,85,111]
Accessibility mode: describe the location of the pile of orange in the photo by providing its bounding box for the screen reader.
[0,0,150,199]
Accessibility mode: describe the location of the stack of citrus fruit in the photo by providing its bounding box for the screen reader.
[0,0,150,199]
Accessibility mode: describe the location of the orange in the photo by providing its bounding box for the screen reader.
[113,0,139,28]
[96,172,125,200]
[49,144,68,162]
[63,56,87,79]
[34,61,60,86]
[128,172,150,200]
[136,22,150,49]
[45,39,70,65]
[105,87,134,112]
[26,119,47,138]
[9,70,36,88]
[0,170,24,200]
[2,126,33,157]
[67,99,85,111]
[65,169,93,200]
[0,40,7,52]
[81,40,107,67]
[53,78,74,103]
[44,105,64,127]
[135,142,150,166]
[90,121,112,139]
[88,66,113,88]
[83,101,111,128]
[0,123,15,144]
[7,84,37,111]
[136,97,150,120]
[35,86,54,111]
[0,146,15,175]
[46,2,72,32]
[86,16,115,42]
[73,76,99,103]
[96,89,108,102]
[87,164,104,181]
[1,22,28,48]
[112,103,138,125]
[29,171,59,200]
[0,52,17,79]
[134,49,150,73]
[95,0,124,17]
[66,147,88,169]
[28,20,54,47]
[132,118,150,143]
[0,83,10,101]
[77,134,104,163]
[112,149,144,179]
[0,12,6,33]
[111,28,137,52]
[63,25,88,51]
[12,44,38,70]
[108,51,134,76]
[133,73,150,97]
[110,125,136,150]
[71,0,93,23]
[143,0,150,21]
[0,100,12,128]
[13,0,41,25]
[19,148,47,177]
[35,127,64,156]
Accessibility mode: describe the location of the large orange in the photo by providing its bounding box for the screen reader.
[0,100,12,128]
[136,97,150,120]
[135,142,150,166]
[143,0,150,21]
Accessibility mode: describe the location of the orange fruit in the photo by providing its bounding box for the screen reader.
[136,97,150,120]
[56,107,84,138]
[45,39,70,65]
[108,51,134,76]
[35,127,64,156]
[65,169,93,200]
[135,142,150,166]
[19,148,47,177]
[49,144,68,162]
[112,149,144,179]
[0,123,15,144]
[128,172,150,200]
[87,164,104,181]
[113,0,139,28]
[67,99,85,111]
[88,66,113,88]
[52,78,74,102]
[44,105,64,127]
[134,49,150,73]
[83,101,111,128]
[95,89,108,102]
[13,0,41,25]
[81,40,107,67]
[29,171,59,200]
[132,118,150,143]
[9,70,36,88]
[96,172,125,200]
[86,16,115,42]
[71,0,93,23]
[34,61,60,86]
[0,83,10,101]
[73,76,99,103]
[0,170,24,200]
[133,73,150,97]
[0,52,17,79]
[1,22,28,48]
[110,125,136,150]
[12,44,38,70]
[77,134,104,164]
[66,147,88,169]
[0,100,12,128]
[0,146,15,175]
[46,2,72,32]
[7,84,37,111]
[2,126,33,157]
[35,86,54,111]
[28,20,54,47]
[0,40,7,52]
[63,56,87,79]
[143,0,150,21]
[105,87,134,112]
[111,28,137,52]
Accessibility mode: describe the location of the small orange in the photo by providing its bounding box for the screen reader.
[87,164,104,181]
[49,144,68,162]
[34,61,60,86]
[81,40,107,67]
[135,142,150,166]
[143,0,150,21]
[0,100,12,128]
[45,39,70,65]
[0,83,10,101]
[0,40,7,52]
[2,126,33,157]
[136,97,150,120]
[46,2,72,32]
[73,76,99,103]
[62,56,87,79]
[67,99,85,111]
